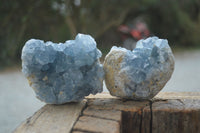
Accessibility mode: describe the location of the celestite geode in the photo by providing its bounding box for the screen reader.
[22,34,104,104]
[104,37,175,100]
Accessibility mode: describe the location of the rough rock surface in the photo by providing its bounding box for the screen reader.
[21,33,104,104]
[103,37,175,99]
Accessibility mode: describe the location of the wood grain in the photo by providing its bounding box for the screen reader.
[14,100,86,133]
[14,92,200,133]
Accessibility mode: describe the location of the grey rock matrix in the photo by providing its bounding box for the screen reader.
[104,37,175,99]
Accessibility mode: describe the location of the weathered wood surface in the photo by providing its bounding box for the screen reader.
[14,100,86,133]
[73,116,120,133]
[14,92,200,133]
[156,92,200,99]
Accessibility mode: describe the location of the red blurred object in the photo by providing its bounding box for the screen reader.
[118,20,150,41]
[118,19,150,50]
[130,30,141,40]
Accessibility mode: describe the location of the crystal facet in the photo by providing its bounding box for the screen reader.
[103,37,175,99]
[22,34,104,104]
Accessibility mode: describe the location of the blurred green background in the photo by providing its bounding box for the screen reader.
[1,0,200,68]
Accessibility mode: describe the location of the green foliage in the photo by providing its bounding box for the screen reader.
[0,0,68,66]
[0,0,200,67]
[145,0,200,47]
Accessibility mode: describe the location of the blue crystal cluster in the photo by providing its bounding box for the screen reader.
[104,37,175,99]
[22,34,104,104]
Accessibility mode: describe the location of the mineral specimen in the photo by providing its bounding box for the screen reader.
[22,33,104,104]
[104,37,175,100]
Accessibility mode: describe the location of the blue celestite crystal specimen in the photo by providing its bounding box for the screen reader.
[22,33,104,104]
[103,37,175,100]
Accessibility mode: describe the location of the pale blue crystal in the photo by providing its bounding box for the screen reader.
[22,33,104,104]
[104,37,175,99]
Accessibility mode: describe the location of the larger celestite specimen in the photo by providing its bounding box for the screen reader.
[104,37,175,100]
[22,33,104,104]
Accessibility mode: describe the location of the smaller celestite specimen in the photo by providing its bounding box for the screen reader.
[104,37,175,100]
[22,33,104,104]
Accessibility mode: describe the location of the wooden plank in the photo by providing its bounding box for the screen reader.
[87,98,149,111]
[83,107,121,122]
[141,105,152,133]
[150,99,200,133]
[14,100,86,133]
[73,116,120,133]
[121,110,143,133]
[86,93,150,133]
[89,92,200,100]
[155,92,200,99]
[120,92,200,133]
[14,92,200,133]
